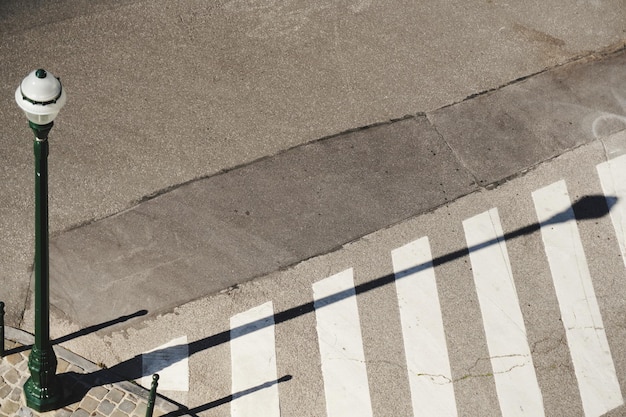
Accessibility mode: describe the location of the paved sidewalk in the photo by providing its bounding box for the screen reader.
[0,327,178,417]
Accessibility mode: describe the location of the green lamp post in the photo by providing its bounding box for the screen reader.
[15,68,67,411]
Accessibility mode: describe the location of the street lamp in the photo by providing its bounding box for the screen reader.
[15,68,67,411]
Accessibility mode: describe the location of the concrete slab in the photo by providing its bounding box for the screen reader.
[45,47,626,328]
[48,116,476,326]
[429,49,626,186]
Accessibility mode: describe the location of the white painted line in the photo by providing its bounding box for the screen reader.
[141,335,189,391]
[463,208,545,416]
[313,268,373,417]
[597,153,626,269]
[533,180,623,417]
[392,237,458,417]
[230,301,280,417]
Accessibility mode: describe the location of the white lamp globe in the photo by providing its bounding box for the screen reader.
[15,69,67,125]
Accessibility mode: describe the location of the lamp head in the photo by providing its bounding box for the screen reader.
[15,69,67,125]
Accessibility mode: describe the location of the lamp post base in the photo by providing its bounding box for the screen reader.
[23,346,63,412]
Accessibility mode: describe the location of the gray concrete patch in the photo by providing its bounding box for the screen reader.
[429,50,626,185]
[49,116,476,326]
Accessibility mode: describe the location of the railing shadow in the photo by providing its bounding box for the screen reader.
[53,194,616,410]
[158,375,293,417]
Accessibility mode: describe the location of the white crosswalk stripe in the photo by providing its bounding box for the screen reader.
[141,335,189,392]
[463,208,545,416]
[391,237,457,417]
[230,301,280,417]
[532,180,623,417]
[597,153,626,269]
[313,268,374,417]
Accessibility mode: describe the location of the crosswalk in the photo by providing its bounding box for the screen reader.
[313,269,374,417]
[464,208,544,416]
[230,302,280,417]
[392,237,457,416]
[534,180,621,416]
[142,152,626,416]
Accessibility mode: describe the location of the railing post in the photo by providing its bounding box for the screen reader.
[145,373,159,417]
[0,302,4,357]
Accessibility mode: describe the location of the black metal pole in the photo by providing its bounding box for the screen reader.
[23,121,62,411]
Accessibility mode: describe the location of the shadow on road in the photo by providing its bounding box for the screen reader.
[4,310,148,356]
[160,375,293,417]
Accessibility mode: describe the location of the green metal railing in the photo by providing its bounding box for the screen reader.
[145,373,159,417]
[0,301,4,357]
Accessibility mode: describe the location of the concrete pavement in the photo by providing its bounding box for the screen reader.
[55,130,626,416]
[1,0,624,326]
[5,129,626,414]
[44,48,626,328]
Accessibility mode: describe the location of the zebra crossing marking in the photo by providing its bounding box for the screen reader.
[532,180,623,417]
[313,268,374,417]
[141,335,189,392]
[463,208,545,416]
[230,301,280,417]
[597,153,626,268]
[210,154,626,417]
[391,237,458,417]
